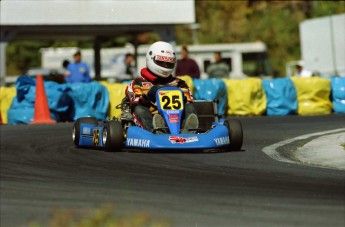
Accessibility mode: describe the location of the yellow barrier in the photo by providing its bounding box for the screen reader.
[177,75,194,95]
[291,77,332,115]
[99,82,128,119]
[223,78,267,116]
[0,87,16,124]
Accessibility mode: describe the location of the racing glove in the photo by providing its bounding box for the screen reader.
[147,85,160,103]
[139,94,151,107]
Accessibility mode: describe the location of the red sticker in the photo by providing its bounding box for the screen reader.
[168,115,179,123]
[169,136,198,144]
[156,55,176,63]
[169,136,186,144]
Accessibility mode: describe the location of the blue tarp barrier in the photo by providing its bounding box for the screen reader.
[8,76,72,124]
[66,82,109,121]
[262,78,298,116]
[193,78,227,115]
[331,77,345,113]
[8,76,109,124]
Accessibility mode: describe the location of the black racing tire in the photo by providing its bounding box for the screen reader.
[224,119,243,151]
[73,117,98,147]
[102,120,124,152]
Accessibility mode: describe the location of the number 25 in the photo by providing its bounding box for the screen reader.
[162,95,182,110]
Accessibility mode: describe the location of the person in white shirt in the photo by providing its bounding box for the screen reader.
[295,61,313,77]
[115,53,137,82]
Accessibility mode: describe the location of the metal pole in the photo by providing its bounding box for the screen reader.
[93,37,101,81]
[132,34,138,70]
[329,15,338,76]
[0,41,8,86]
[0,31,16,86]
[190,23,200,45]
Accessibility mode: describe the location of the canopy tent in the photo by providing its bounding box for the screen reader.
[0,0,195,85]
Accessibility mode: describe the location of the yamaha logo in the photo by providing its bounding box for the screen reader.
[214,136,230,146]
[127,138,150,148]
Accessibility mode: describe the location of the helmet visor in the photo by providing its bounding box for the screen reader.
[154,55,176,69]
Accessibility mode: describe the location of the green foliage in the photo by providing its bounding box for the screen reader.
[6,39,93,75]
[5,36,141,75]
[6,40,50,75]
[175,0,345,76]
[312,0,345,17]
[245,2,304,76]
[50,40,92,49]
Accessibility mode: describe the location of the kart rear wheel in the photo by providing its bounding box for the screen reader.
[224,119,243,151]
[103,120,124,152]
[73,117,98,147]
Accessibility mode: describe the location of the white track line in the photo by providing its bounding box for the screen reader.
[262,128,345,170]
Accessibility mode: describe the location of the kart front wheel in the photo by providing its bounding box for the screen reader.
[103,120,124,152]
[73,117,98,147]
[224,119,243,151]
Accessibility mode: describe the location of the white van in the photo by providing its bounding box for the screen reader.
[40,42,272,80]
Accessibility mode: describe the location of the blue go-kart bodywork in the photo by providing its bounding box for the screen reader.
[73,87,243,151]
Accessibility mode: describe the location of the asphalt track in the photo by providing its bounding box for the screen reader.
[1,115,344,227]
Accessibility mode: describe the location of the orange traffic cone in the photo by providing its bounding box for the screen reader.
[30,75,56,124]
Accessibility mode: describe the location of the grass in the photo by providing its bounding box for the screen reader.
[29,203,171,227]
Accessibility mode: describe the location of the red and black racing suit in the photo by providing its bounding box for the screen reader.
[125,68,197,132]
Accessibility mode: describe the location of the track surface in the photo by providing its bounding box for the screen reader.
[1,115,344,226]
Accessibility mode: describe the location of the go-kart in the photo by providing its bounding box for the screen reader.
[73,86,243,151]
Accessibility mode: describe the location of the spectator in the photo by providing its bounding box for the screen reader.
[65,50,91,83]
[207,51,230,78]
[115,53,137,82]
[294,61,313,77]
[175,45,200,79]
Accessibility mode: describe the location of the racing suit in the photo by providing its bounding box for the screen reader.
[126,67,197,132]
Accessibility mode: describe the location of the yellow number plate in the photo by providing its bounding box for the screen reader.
[158,90,183,110]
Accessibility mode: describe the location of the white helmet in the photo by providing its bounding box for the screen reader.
[146,41,176,78]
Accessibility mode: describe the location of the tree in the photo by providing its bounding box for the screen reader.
[175,0,345,77]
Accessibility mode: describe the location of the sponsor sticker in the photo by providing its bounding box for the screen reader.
[127,138,150,148]
[156,55,176,63]
[166,110,180,114]
[82,127,91,135]
[214,136,230,146]
[169,136,198,144]
[168,114,179,123]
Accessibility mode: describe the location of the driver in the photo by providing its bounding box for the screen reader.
[125,41,199,133]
